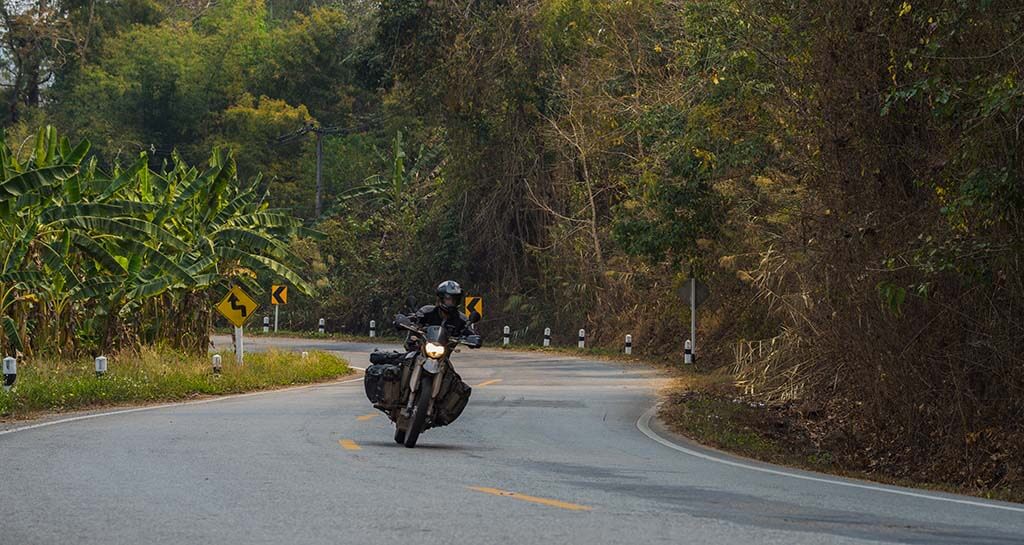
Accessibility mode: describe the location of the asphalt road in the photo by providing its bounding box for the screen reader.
[2,337,1022,545]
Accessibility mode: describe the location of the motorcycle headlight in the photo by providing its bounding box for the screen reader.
[425,342,446,359]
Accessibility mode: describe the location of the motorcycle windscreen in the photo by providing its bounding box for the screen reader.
[423,326,449,344]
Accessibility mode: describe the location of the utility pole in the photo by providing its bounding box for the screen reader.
[315,130,323,217]
[690,275,697,360]
[275,123,365,219]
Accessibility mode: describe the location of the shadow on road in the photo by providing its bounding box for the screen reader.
[357,440,492,452]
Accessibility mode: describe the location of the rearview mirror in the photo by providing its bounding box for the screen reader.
[405,295,417,311]
[394,314,412,327]
[468,310,481,324]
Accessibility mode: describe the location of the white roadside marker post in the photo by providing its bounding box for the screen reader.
[578,329,586,349]
[212,354,222,375]
[318,318,325,335]
[370,320,376,338]
[503,326,510,346]
[684,339,693,365]
[301,351,309,360]
[625,335,632,355]
[235,326,244,365]
[543,328,551,347]
[95,356,107,377]
[2,356,15,391]
[263,316,270,333]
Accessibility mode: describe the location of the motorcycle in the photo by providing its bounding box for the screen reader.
[365,306,481,448]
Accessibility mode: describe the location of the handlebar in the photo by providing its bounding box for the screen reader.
[394,314,481,348]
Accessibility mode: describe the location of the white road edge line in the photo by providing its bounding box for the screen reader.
[636,404,1024,514]
[0,375,365,438]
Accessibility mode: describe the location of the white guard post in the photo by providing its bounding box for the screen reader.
[212,354,222,375]
[503,326,511,346]
[370,320,377,338]
[543,327,551,347]
[578,329,585,349]
[95,356,107,377]
[684,339,693,365]
[625,335,632,355]
[235,326,244,364]
[2,356,15,391]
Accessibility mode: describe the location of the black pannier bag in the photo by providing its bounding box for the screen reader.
[369,350,406,366]
[431,368,472,428]
[364,351,407,408]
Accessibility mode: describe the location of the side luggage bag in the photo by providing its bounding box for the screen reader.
[431,369,472,428]
[364,351,407,409]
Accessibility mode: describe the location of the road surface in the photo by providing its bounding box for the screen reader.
[1,337,1022,545]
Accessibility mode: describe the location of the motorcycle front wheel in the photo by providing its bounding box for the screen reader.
[404,373,434,448]
[394,428,406,444]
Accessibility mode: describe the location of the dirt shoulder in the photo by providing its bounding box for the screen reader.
[658,374,1024,504]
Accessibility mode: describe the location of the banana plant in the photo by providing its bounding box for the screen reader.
[0,127,317,357]
[335,130,443,211]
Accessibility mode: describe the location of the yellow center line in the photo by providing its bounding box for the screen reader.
[468,486,592,511]
[474,379,503,388]
[338,439,362,451]
[356,413,378,421]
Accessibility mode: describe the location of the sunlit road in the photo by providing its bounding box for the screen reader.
[2,337,1022,544]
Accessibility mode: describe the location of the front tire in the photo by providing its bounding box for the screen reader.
[394,428,406,444]
[404,374,434,448]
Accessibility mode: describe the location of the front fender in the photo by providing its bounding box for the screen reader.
[422,357,442,374]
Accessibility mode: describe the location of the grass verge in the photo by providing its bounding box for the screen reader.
[0,347,352,419]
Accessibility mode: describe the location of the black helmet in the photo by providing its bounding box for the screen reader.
[436,280,464,311]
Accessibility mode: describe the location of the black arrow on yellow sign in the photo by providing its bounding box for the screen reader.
[228,294,248,317]
[271,285,288,305]
[465,295,483,320]
[216,285,259,328]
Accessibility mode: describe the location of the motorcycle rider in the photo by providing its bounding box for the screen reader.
[398,280,481,349]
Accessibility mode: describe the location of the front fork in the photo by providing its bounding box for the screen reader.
[405,356,445,416]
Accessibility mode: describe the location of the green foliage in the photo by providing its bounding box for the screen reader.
[254,7,364,123]
[0,127,314,357]
[215,94,314,211]
[874,0,1023,304]
[375,0,434,86]
[57,4,263,159]
[877,281,907,315]
[612,155,727,267]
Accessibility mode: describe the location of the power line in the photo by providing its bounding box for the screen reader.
[273,122,371,218]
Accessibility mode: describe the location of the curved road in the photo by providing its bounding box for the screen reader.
[2,338,1022,545]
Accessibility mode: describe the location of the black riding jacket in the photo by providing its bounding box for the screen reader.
[397,305,480,349]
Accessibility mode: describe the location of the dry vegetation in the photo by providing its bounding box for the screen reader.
[1,0,1020,494]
